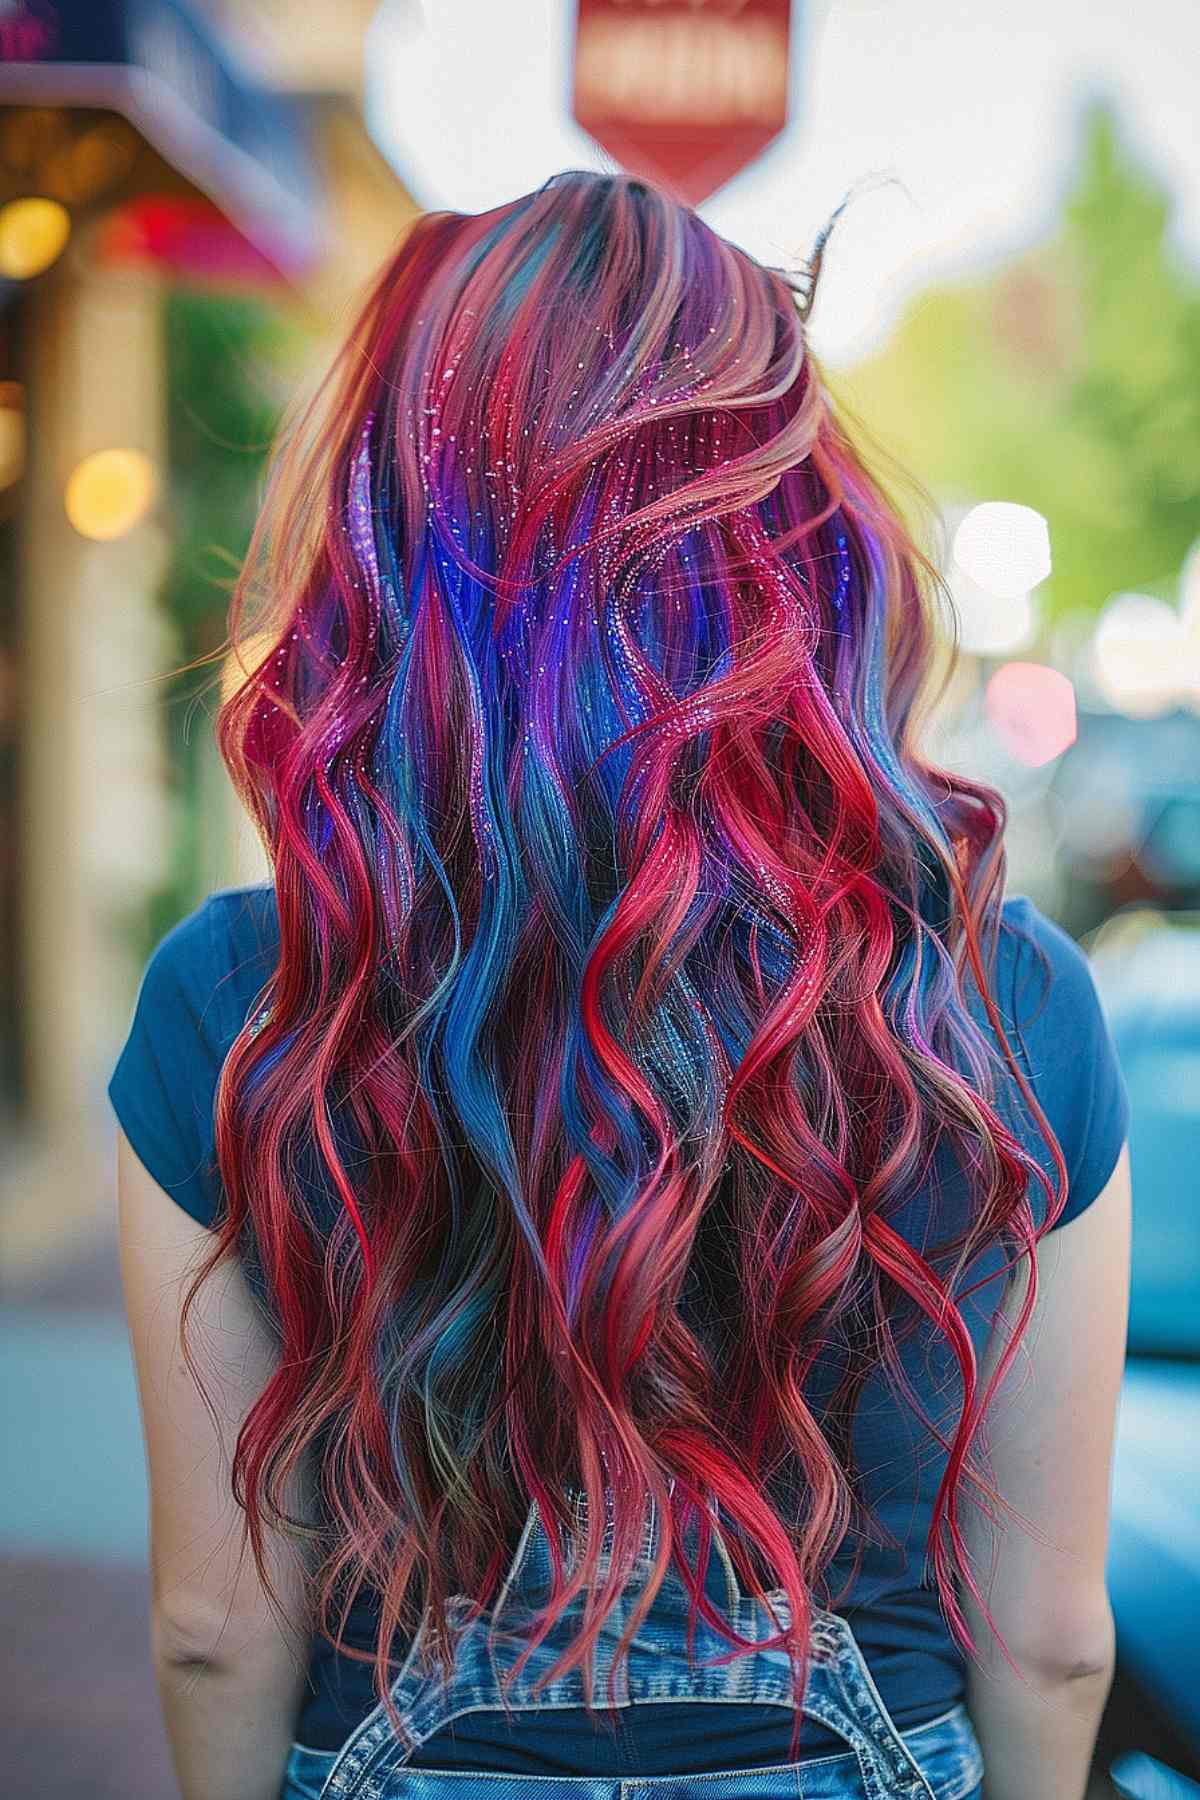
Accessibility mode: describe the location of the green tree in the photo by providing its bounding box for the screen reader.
[149,287,310,949]
[832,94,1200,627]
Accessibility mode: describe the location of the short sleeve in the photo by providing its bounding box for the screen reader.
[1003,897,1131,1231]
[107,897,234,1229]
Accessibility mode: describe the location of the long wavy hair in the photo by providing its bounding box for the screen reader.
[182,170,1065,1756]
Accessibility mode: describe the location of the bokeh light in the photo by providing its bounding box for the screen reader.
[42,119,139,207]
[1092,591,1195,718]
[950,566,1037,656]
[1181,538,1200,705]
[0,196,71,279]
[64,448,157,541]
[0,381,26,490]
[952,501,1052,599]
[985,660,1077,765]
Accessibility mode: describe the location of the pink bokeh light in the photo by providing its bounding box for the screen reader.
[985,661,1077,766]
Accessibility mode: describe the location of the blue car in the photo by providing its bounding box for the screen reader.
[1093,913,1200,1778]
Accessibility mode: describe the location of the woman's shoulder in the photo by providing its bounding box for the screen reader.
[196,880,279,955]
[991,892,1130,1229]
[143,882,279,1032]
[204,880,281,994]
[995,891,1106,1034]
[107,883,279,1229]
[999,888,1084,980]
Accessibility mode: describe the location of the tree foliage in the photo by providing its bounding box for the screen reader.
[150,286,309,942]
[834,95,1200,625]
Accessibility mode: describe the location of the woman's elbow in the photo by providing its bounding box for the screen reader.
[1006,1594,1117,1689]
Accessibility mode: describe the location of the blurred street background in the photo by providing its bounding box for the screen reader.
[1,2,1198,1796]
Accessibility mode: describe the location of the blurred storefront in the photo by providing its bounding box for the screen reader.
[0,0,418,1274]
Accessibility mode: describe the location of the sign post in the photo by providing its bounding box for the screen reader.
[572,0,793,207]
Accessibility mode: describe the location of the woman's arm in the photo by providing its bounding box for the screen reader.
[962,1142,1132,1800]
[117,1126,317,1800]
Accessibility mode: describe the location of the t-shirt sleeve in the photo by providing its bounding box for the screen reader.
[106,896,233,1229]
[1004,897,1130,1231]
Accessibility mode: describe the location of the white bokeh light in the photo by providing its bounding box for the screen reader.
[1180,538,1200,705]
[951,502,1051,600]
[1091,592,1196,717]
[950,565,1038,657]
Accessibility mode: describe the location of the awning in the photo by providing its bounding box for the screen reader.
[0,0,325,279]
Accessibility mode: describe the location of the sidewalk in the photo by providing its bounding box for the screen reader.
[0,1148,178,1799]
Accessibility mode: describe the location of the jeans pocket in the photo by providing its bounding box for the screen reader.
[280,1741,341,1800]
[899,1706,984,1800]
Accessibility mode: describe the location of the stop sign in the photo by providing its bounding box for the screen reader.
[572,0,793,207]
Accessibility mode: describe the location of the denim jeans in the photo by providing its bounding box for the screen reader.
[280,1484,984,1800]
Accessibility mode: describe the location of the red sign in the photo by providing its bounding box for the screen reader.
[572,0,792,207]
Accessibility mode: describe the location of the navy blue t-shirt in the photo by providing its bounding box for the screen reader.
[108,883,1129,1762]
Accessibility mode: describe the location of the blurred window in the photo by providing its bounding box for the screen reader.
[1098,917,1200,1358]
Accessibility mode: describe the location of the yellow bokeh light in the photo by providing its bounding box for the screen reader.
[64,448,157,541]
[0,382,25,491]
[0,197,71,280]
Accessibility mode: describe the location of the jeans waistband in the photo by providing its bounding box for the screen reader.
[309,1485,969,1799]
[286,1706,984,1800]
